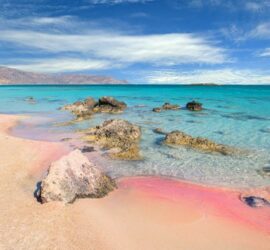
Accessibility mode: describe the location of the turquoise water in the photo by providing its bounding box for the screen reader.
[0,85,270,188]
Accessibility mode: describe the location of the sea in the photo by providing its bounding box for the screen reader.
[0,84,269,188]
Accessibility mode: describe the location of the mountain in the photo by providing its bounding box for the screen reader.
[0,66,127,84]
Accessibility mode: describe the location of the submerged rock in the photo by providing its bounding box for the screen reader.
[24,96,36,104]
[153,107,162,113]
[162,103,180,110]
[38,150,116,204]
[153,102,180,112]
[83,119,141,160]
[257,166,270,177]
[186,101,203,111]
[61,96,127,120]
[164,131,236,155]
[153,128,168,135]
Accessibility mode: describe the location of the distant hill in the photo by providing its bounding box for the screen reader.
[0,66,127,84]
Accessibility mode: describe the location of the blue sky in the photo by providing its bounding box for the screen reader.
[1,0,270,84]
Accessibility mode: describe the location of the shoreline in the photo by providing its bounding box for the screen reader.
[0,114,269,249]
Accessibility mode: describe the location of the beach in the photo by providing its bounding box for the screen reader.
[0,114,269,250]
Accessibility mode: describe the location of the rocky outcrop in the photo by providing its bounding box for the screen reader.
[83,119,141,160]
[186,101,202,111]
[61,96,127,120]
[93,96,127,114]
[61,97,96,120]
[153,103,180,112]
[164,131,236,155]
[38,150,116,204]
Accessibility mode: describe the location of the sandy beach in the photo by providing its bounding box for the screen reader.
[0,114,269,250]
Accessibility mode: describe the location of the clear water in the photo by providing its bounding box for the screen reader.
[0,85,270,188]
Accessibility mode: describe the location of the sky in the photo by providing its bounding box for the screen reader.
[0,0,270,84]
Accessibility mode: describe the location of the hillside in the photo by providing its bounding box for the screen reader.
[0,66,127,84]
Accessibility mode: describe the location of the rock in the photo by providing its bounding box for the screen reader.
[153,128,168,135]
[38,150,116,204]
[240,187,270,208]
[153,107,162,113]
[240,196,270,208]
[61,99,95,120]
[24,96,36,104]
[93,96,127,114]
[61,96,127,120]
[164,131,236,155]
[83,119,141,160]
[81,146,95,153]
[186,101,203,111]
[153,103,180,112]
[257,166,270,177]
[162,103,180,110]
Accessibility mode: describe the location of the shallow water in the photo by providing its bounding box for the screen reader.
[0,85,269,188]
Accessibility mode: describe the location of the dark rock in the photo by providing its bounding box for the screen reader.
[83,119,141,160]
[153,128,168,135]
[81,146,95,153]
[164,130,236,155]
[257,166,270,177]
[240,196,270,208]
[153,107,162,113]
[24,96,36,104]
[38,150,116,204]
[186,101,203,111]
[93,96,127,114]
[60,138,72,142]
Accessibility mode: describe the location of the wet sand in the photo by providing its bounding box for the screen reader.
[0,114,269,250]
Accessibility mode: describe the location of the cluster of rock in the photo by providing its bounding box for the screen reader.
[61,96,127,120]
[164,130,236,155]
[153,103,180,112]
[83,119,141,160]
[38,150,116,204]
[153,101,203,112]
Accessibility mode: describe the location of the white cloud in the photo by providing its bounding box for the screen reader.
[250,22,270,39]
[259,48,270,57]
[145,69,270,84]
[0,29,228,65]
[4,58,114,73]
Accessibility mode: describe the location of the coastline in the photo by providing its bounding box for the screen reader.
[0,114,269,250]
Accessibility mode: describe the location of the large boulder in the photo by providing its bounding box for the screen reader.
[84,119,141,160]
[93,96,127,114]
[164,131,236,155]
[186,101,203,111]
[38,150,116,204]
[61,96,127,120]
